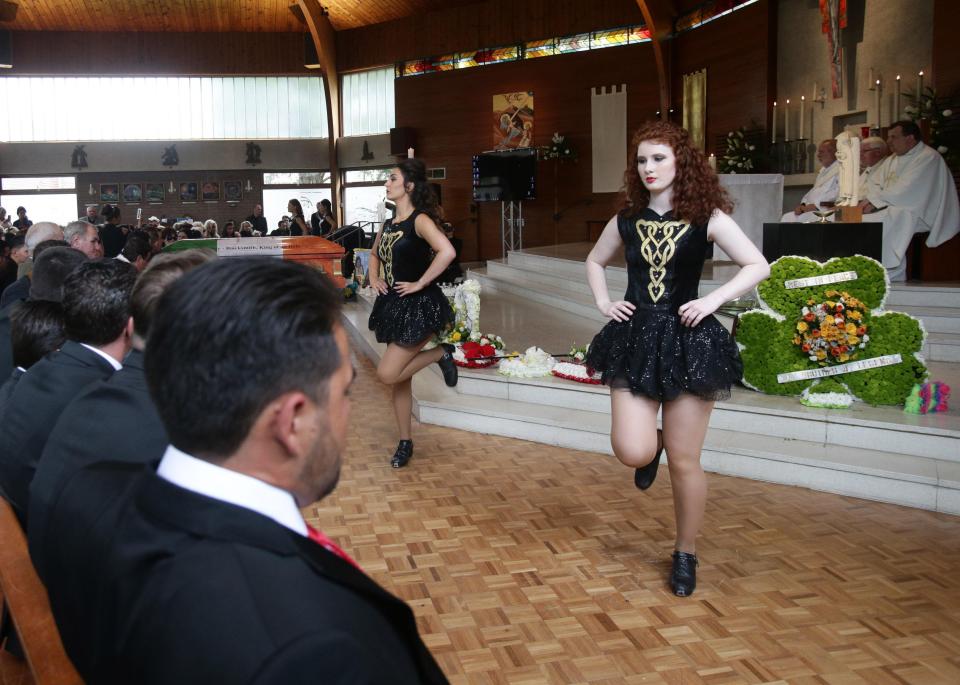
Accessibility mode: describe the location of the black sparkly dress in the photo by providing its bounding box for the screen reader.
[368,211,454,346]
[585,208,742,402]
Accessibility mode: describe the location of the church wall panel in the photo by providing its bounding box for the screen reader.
[672,0,773,156]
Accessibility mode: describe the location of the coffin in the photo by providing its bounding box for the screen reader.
[162,236,346,287]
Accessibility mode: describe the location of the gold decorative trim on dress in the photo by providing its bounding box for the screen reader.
[636,219,690,302]
[378,229,403,286]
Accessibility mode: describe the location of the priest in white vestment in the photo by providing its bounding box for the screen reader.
[857,136,889,198]
[780,140,840,222]
[860,120,960,281]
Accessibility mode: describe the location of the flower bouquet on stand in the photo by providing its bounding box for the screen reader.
[551,343,602,384]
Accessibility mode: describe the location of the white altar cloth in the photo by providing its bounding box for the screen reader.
[716,173,783,260]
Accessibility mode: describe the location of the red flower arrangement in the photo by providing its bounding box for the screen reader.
[455,341,499,368]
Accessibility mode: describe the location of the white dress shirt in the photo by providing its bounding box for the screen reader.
[80,343,123,371]
[157,444,308,537]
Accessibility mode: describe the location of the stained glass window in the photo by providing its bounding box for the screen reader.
[556,32,591,54]
[591,28,630,48]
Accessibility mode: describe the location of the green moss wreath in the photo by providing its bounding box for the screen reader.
[738,255,928,406]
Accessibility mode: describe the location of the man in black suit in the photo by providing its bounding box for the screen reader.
[29,250,214,581]
[0,259,136,526]
[245,203,269,235]
[42,258,448,684]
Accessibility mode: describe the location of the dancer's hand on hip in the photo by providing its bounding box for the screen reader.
[678,296,719,327]
[598,299,635,322]
[394,280,424,297]
[370,276,389,295]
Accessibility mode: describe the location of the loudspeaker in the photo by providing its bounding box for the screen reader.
[0,30,11,69]
[429,182,441,206]
[390,127,416,156]
[304,34,320,69]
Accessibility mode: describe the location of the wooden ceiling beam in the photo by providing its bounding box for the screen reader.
[294,0,342,221]
[635,0,677,120]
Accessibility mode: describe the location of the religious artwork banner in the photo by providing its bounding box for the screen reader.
[493,92,534,150]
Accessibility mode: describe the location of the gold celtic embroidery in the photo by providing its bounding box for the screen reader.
[636,219,690,302]
[378,229,403,286]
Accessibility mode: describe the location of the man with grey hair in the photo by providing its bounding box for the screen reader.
[64,221,104,260]
[83,205,99,224]
[858,136,889,198]
[24,222,65,259]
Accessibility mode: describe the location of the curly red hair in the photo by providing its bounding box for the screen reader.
[619,120,732,226]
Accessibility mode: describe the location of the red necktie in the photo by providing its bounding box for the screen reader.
[305,523,362,571]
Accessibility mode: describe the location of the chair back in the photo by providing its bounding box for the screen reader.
[0,498,82,684]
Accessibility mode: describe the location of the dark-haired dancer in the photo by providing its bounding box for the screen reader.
[368,159,457,468]
[287,199,309,236]
[99,204,125,258]
[585,121,769,596]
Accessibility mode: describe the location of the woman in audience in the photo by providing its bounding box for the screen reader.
[99,205,124,258]
[12,206,32,231]
[239,221,253,237]
[222,221,238,238]
[584,121,768,597]
[287,199,308,236]
[203,219,219,239]
[315,198,337,237]
[367,158,457,468]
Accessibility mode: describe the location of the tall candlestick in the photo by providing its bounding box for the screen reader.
[800,96,805,139]
[875,80,881,128]
[917,70,924,99]
[772,101,777,143]
[785,99,790,141]
[813,82,818,100]
[895,75,901,120]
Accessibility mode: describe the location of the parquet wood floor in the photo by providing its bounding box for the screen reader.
[304,350,960,685]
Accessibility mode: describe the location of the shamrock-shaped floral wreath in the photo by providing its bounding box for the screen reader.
[737,255,928,406]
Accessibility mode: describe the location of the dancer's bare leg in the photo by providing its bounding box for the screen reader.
[610,389,661,467]
[661,394,714,553]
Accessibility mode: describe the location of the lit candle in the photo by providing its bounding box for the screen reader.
[875,79,881,128]
[708,153,716,171]
[895,74,901,120]
[917,70,924,99]
[800,95,805,140]
[407,147,414,158]
[785,99,790,141]
[772,101,777,143]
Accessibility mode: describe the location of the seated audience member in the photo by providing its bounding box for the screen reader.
[239,220,253,237]
[272,217,291,236]
[0,259,136,526]
[100,205,125,258]
[0,240,71,380]
[12,206,32,231]
[29,250,215,581]
[245,203,268,235]
[64,220,105,259]
[0,207,10,230]
[145,216,161,229]
[0,236,17,292]
[858,136,890,198]
[43,258,449,685]
[2,222,67,308]
[117,230,153,271]
[311,199,338,236]
[203,219,219,239]
[83,205,100,224]
[1,300,67,418]
[780,139,839,222]
[859,120,960,281]
[161,227,178,247]
[222,220,238,238]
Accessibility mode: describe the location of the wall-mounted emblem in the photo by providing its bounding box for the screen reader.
[70,145,88,169]
[162,145,179,167]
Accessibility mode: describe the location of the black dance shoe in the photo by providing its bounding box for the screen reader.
[633,428,663,490]
[437,343,458,387]
[391,440,414,468]
[670,551,698,597]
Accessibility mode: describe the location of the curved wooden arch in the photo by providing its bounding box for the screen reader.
[296,0,342,220]
[635,0,676,120]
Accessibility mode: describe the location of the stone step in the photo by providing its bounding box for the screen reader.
[506,248,960,310]
[341,299,959,515]
[472,264,960,358]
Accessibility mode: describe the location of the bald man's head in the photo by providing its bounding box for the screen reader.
[25,222,65,257]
